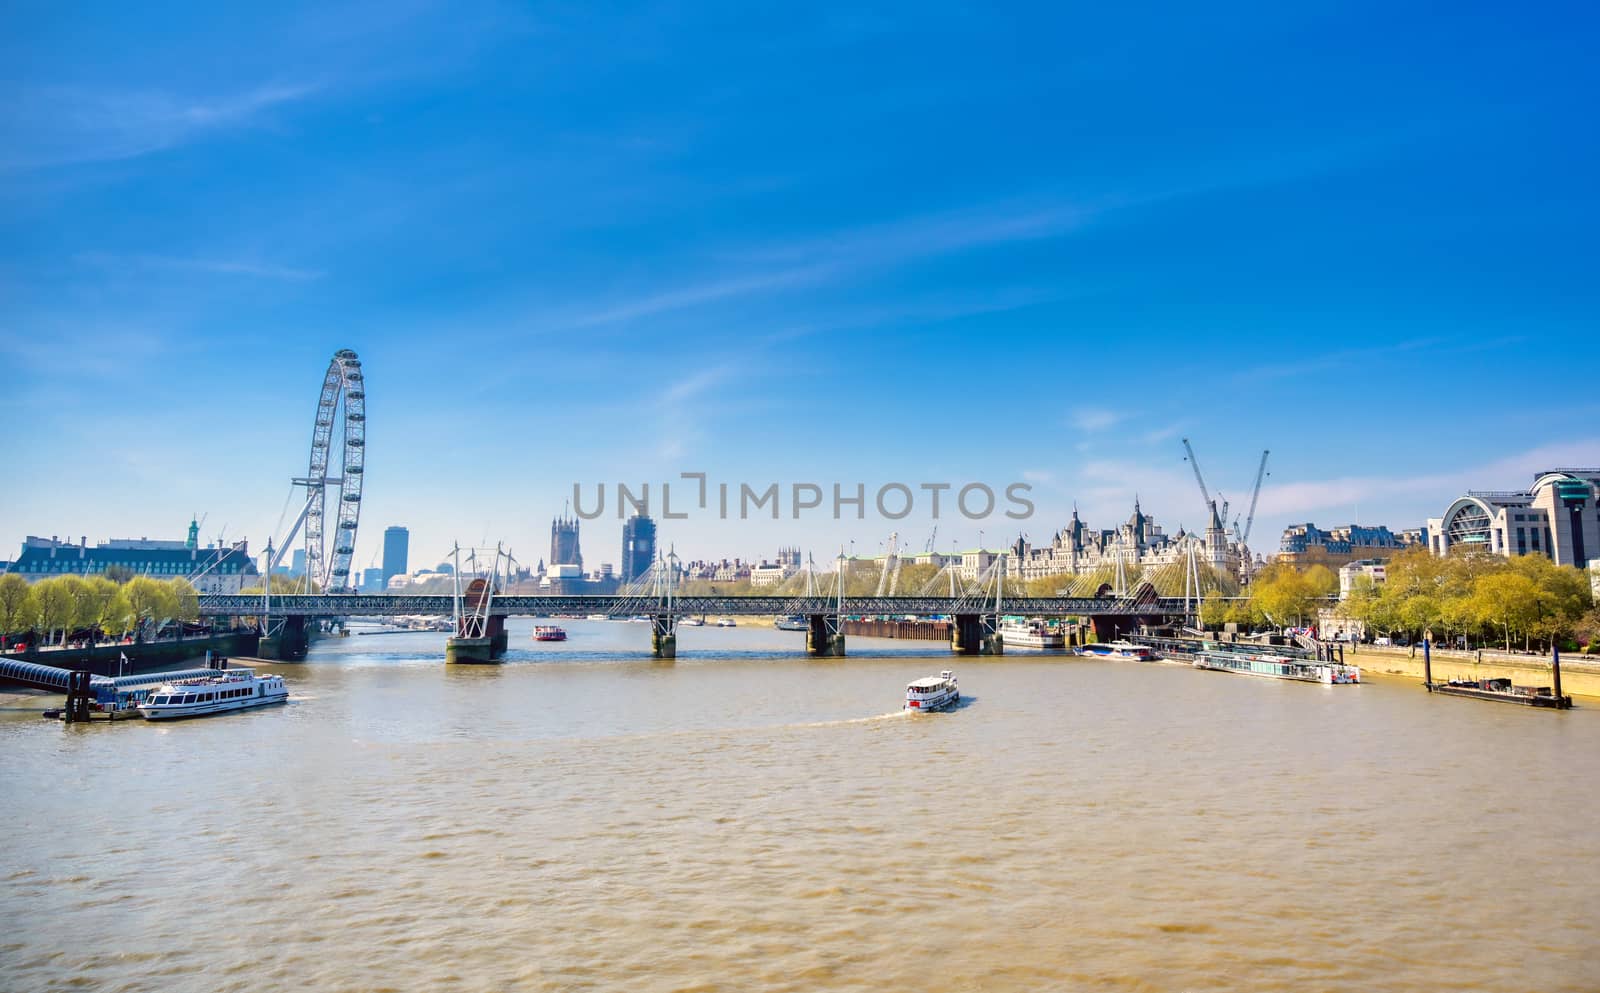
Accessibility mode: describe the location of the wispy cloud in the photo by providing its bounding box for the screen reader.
[1234,335,1525,385]
[1256,440,1600,519]
[571,266,833,328]
[661,363,738,404]
[2,82,320,170]
[76,252,323,281]
[1069,408,1121,432]
[559,197,1108,329]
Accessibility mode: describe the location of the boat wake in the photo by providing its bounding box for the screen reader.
[786,710,911,730]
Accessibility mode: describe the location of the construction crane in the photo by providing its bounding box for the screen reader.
[923,526,937,554]
[1238,449,1270,546]
[1181,439,1227,524]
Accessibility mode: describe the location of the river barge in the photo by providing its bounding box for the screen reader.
[1194,650,1360,684]
[1420,641,1572,710]
[1428,677,1572,709]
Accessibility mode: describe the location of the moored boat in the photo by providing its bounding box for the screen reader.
[137,670,288,721]
[585,613,609,621]
[998,617,1065,650]
[1078,640,1158,661]
[905,670,959,712]
[680,616,705,626]
[774,615,808,631]
[1194,650,1360,684]
[715,617,737,628]
[533,625,568,642]
[1429,677,1571,709]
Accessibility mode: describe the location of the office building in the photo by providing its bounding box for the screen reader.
[1426,468,1600,566]
[382,526,410,589]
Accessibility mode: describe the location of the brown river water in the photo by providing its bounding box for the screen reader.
[2,619,1597,992]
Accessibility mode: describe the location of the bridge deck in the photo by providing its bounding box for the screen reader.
[198,594,1191,618]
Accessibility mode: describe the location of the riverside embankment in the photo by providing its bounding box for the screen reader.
[0,631,258,680]
[1350,643,1600,699]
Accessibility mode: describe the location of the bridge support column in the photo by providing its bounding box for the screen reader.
[951,614,1002,655]
[806,615,845,657]
[63,670,95,723]
[447,613,507,664]
[651,614,677,659]
[488,614,508,659]
[1088,615,1133,643]
[260,615,309,661]
[445,637,496,664]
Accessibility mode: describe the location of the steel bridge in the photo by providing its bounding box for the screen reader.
[199,593,1190,618]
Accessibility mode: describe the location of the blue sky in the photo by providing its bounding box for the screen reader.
[3,1,1598,574]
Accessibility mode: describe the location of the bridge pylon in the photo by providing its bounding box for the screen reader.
[446,544,509,664]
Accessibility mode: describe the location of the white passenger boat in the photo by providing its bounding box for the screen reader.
[1078,640,1158,661]
[137,670,288,721]
[715,617,738,627]
[1194,650,1360,684]
[585,613,609,621]
[774,615,808,631]
[998,617,1065,649]
[905,671,959,712]
[681,616,705,626]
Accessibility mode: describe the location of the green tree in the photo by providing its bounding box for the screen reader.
[1302,563,1339,598]
[168,578,200,624]
[124,577,178,637]
[34,578,77,646]
[0,574,41,647]
[58,576,97,643]
[1398,594,1441,643]
[85,577,134,639]
[1252,568,1316,627]
[1199,590,1228,630]
[1470,572,1539,652]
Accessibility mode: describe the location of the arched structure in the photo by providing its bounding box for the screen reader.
[1438,496,1497,554]
[303,350,366,591]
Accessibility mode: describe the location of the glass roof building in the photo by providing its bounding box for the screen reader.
[1426,469,1600,567]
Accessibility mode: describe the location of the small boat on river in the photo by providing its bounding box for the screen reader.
[905,671,959,712]
[1078,640,1158,661]
[533,625,568,642]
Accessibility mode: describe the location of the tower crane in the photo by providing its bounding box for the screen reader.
[1181,439,1227,524]
[1234,449,1270,546]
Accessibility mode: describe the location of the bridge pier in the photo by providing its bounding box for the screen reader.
[259,615,310,661]
[651,614,677,659]
[1089,615,1141,642]
[63,670,95,723]
[806,614,845,657]
[447,614,508,664]
[951,614,1003,655]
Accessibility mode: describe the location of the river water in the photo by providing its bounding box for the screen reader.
[3,619,1597,992]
